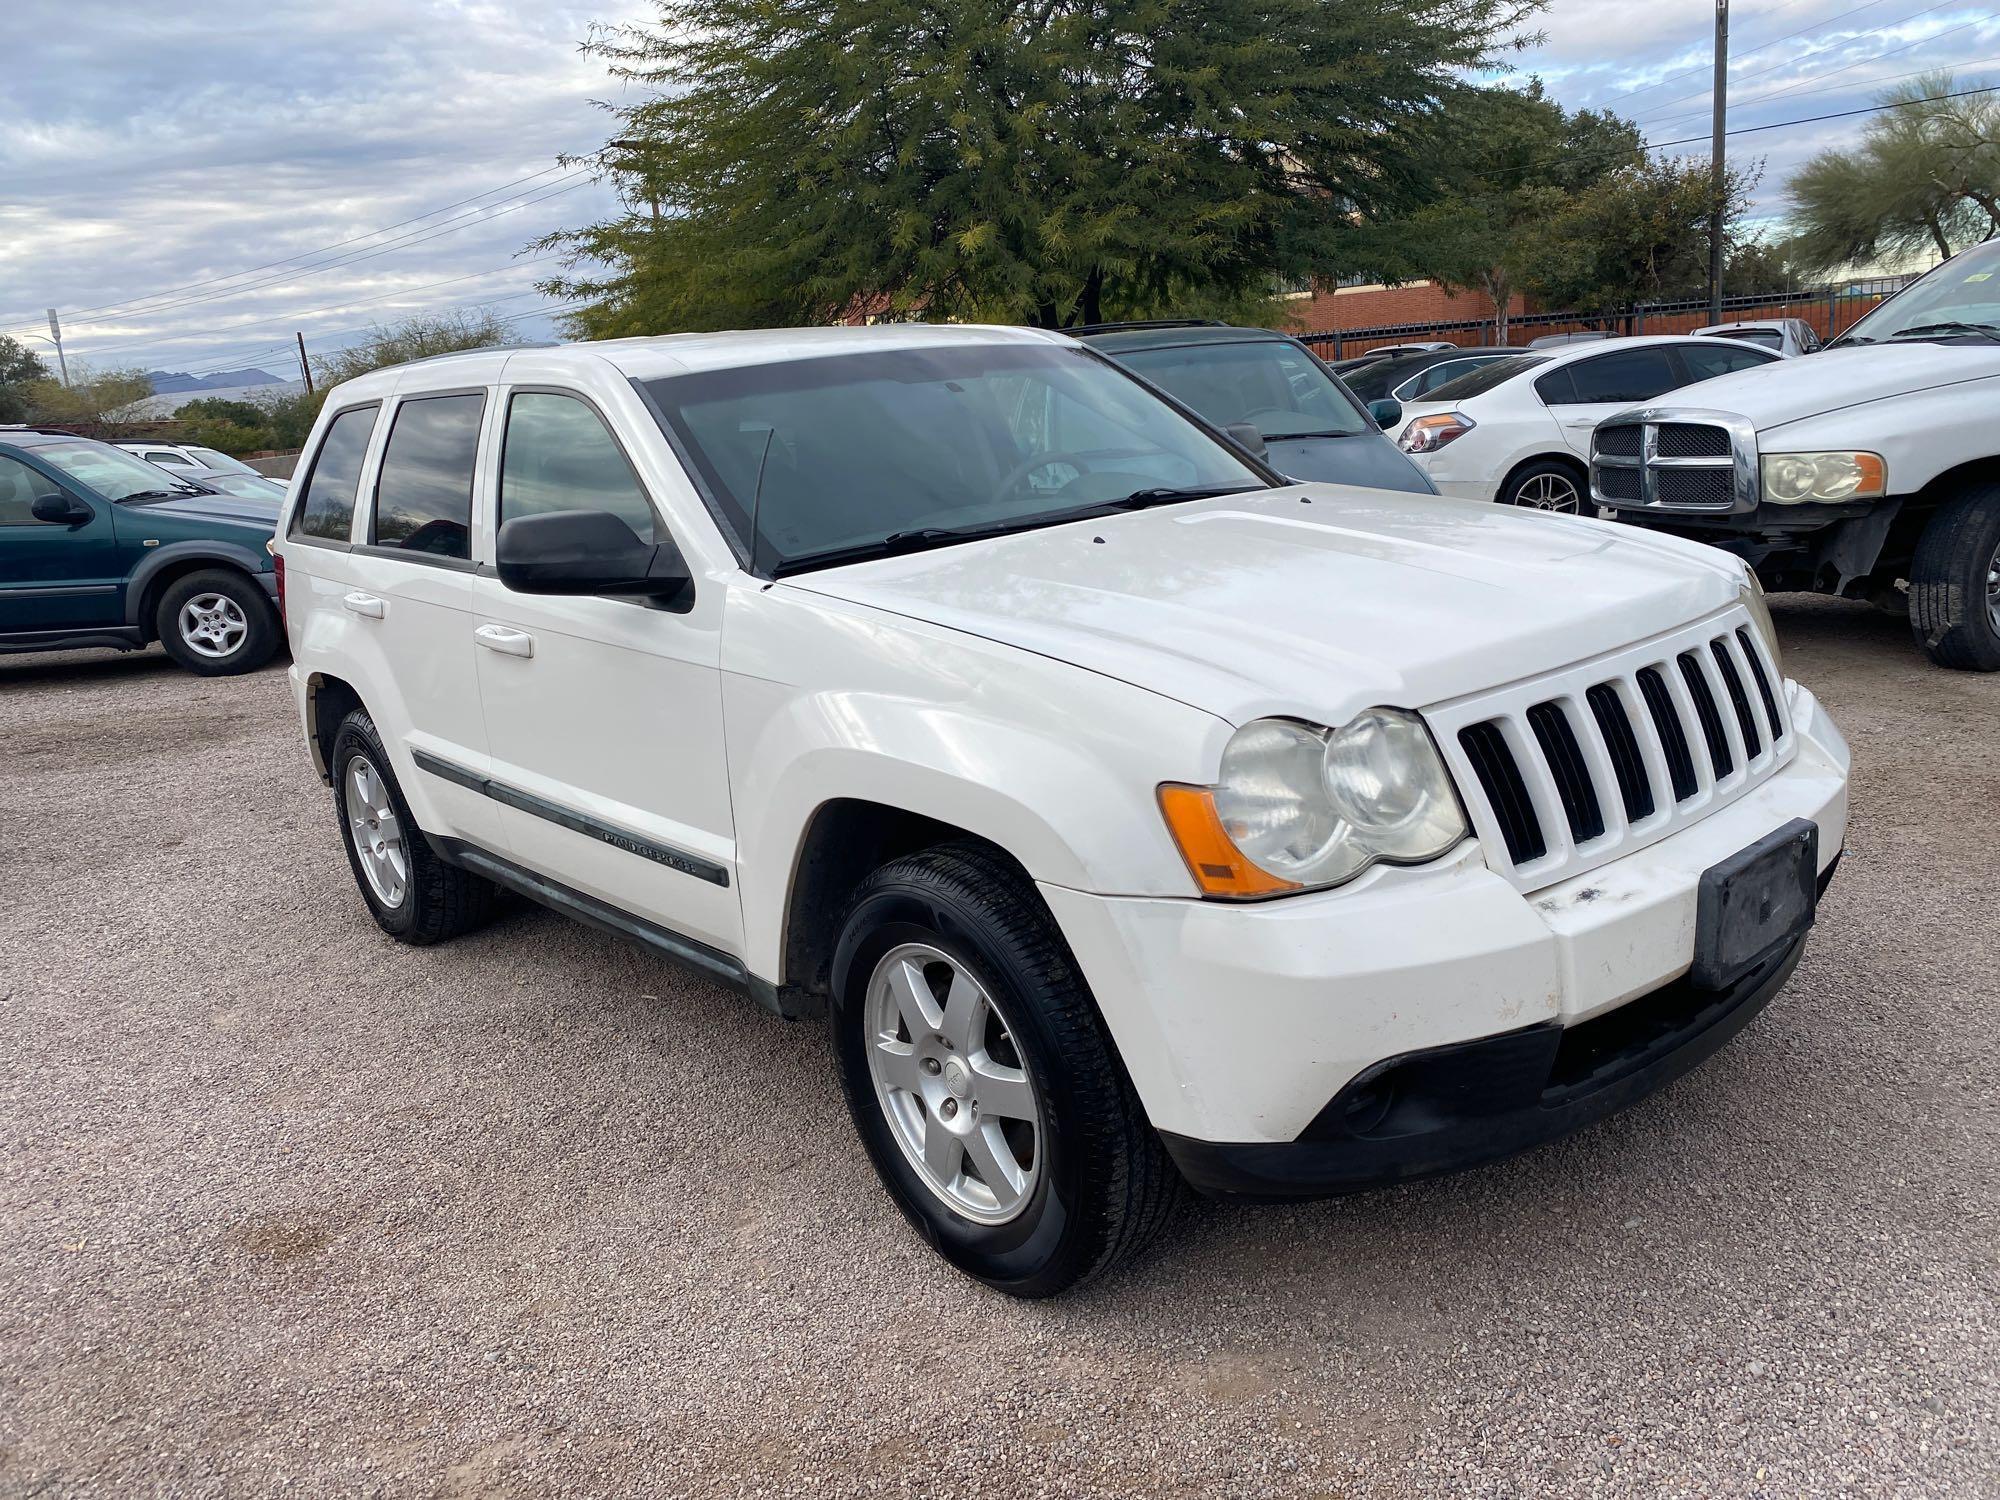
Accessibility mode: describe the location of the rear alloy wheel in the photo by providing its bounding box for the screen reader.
[156,568,279,676]
[1910,483,2000,671]
[1500,459,1589,514]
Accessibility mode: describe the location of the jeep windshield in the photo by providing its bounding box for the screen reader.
[641,342,1267,575]
[1830,239,2000,347]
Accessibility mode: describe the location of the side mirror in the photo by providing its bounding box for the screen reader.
[496,510,690,603]
[1222,421,1268,461]
[1367,398,1403,430]
[31,493,91,525]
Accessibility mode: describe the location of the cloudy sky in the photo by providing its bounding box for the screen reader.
[5,0,1995,382]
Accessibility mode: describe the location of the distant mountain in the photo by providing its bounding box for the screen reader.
[145,367,285,395]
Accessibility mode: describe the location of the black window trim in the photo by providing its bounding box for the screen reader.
[287,399,382,546]
[366,386,488,564]
[498,383,670,543]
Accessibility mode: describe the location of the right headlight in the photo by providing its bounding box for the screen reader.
[1759,451,1886,504]
[1158,709,1468,898]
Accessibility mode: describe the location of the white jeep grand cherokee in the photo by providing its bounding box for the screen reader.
[277,325,1850,1297]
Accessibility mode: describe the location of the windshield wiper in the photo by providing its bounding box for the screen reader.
[1103,482,1262,510]
[1886,320,2000,343]
[772,519,1060,575]
[119,488,182,503]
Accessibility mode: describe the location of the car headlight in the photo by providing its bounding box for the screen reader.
[1759,451,1885,504]
[1740,573,1785,680]
[1398,412,1475,454]
[1158,709,1469,898]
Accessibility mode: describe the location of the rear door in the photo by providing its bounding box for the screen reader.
[1540,347,1685,457]
[0,451,121,633]
[1672,340,1780,386]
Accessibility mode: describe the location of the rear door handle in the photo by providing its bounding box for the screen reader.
[474,623,535,658]
[342,591,384,618]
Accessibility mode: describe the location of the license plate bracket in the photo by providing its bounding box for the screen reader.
[1692,819,1819,991]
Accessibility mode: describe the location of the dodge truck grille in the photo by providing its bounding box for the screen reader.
[1591,410,1754,513]
[1427,611,1793,891]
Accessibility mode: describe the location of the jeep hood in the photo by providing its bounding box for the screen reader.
[1653,343,2000,432]
[784,486,1746,726]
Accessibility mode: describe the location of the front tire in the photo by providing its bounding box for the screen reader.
[1910,484,2000,671]
[830,843,1179,1297]
[330,709,498,944]
[155,568,280,676]
[1498,457,1589,514]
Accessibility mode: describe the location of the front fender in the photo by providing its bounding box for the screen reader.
[722,583,1231,982]
[123,538,271,630]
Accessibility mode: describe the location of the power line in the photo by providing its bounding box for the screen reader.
[22,173,593,339]
[1643,77,2000,151]
[0,157,589,332]
[175,288,552,378]
[1594,0,1900,107]
[1635,51,2000,136]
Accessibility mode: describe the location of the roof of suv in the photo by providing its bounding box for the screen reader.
[1067,323,1309,355]
[321,324,1076,403]
[0,426,95,450]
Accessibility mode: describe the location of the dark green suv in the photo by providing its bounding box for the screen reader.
[0,427,283,675]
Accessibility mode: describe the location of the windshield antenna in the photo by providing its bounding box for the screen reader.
[747,425,777,574]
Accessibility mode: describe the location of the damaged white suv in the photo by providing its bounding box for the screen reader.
[277,325,1850,1297]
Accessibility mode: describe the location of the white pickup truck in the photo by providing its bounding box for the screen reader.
[1592,236,2000,670]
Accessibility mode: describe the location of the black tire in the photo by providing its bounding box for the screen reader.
[1910,483,2000,671]
[829,842,1180,1297]
[329,709,498,944]
[155,567,280,676]
[1498,457,1590,514]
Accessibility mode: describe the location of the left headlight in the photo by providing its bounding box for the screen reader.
[1760,451,1885,504]
[1158,709,1469,898]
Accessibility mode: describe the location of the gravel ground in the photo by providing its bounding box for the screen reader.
[1,596,1995,1499]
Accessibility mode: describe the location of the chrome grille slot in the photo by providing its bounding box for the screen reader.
[1656,469,1735,508]
[1595,425,1642,457]
[1426,609,1796,891]
[1655,423,1731,458]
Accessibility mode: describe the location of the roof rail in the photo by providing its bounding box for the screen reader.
[1063,319,1231,336]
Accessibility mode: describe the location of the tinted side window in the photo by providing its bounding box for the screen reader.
[1561,349,1681,405]
[1533,366,1577,405]
[291,405,379,541]
[0,454,60,526]
[1678,343,1776,383]
[371,393,484,559]
[499,392,655,544]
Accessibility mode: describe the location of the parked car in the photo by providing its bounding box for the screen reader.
[1072,322,1433,492]
[181,467,289,501]
[0,427,282,673]
[1342,347,1520,408]
[1357,340,1458,358]
[1595,235,2000,670]
[1390,335,1784,512]
[1323,351,1392,377]
[116,440,265,478]
[276,326,1849,1296]
[1528,331,1617,348]
[1693,319,1822,357]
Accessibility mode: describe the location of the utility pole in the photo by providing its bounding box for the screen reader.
[1708,0,1730,325]
[45,309,70,387]
[296,331,314,396]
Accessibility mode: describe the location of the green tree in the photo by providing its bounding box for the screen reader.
[541,0,1540,333]
[311,308,514,388]
[25,367,154,433]
[1786,72,2000,271]
[1363,83,1644,341]
[1519,155,1756,316]
[0,335,50,423]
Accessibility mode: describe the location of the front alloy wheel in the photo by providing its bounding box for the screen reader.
[830,843,1180,1297]
[864,942,1041,1224]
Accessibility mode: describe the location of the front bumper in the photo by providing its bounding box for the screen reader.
[1040,682,1849,1182]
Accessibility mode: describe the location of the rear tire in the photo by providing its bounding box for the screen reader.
[1910,484,2000,671]
[829,842,1180,1297]
[330,709,498,944]
[156,568,279,676]
[1498,457,1589,514]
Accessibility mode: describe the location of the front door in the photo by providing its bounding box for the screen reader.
[467,388,742,959]
[0,453,120,634]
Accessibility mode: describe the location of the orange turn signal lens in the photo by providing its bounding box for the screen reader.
[1157,784,1300,899]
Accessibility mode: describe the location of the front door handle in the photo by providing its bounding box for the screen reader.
[474,623,535,658]
[342,591,384,618]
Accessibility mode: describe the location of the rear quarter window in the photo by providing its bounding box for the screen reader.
[290,405,379,542]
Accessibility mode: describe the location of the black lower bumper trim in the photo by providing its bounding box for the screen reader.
[1161,931,1809,1201]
